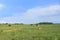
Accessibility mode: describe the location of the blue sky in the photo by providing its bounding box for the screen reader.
[0,0,60,24]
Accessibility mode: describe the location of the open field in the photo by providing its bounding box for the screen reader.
[0,24,60,40]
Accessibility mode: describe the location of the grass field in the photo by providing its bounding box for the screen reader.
[0,24,60,40]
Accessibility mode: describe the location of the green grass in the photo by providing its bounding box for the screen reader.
[0,24,60,40]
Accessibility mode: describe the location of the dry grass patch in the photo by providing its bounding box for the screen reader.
[3,29,12,32]
[3,27,21,32]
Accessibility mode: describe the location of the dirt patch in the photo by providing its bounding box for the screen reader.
[3,28,21,32]
[3,30,12,32]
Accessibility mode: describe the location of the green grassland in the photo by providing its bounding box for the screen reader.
[0,24,60,40]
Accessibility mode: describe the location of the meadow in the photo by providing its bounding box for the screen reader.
[0,24,60,40]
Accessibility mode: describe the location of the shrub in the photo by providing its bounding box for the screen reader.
[30,24,33,26]
[8,24,11,27]
[35,24,38,26]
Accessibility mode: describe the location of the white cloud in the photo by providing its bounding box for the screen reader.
[20,5,60,20]
[0,20,7,23]
[23,5,60,17]
[0,4,6,10]
[0,5,60,24]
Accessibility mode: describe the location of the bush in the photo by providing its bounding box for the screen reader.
[35,24,38,26]
[30,24,33,26]
[8,24,11,27]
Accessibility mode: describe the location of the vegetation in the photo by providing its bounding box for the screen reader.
[38,22,53,24]
[8,24,11,27]
[30,24,33,26]
[0,23,60,40]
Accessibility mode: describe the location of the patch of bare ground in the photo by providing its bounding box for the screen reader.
[3,30,12,32]
[3,28,21,32]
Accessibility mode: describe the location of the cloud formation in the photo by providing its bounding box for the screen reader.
[0,4,6,10]
[0,20,7,23]
[19,5,60,23]
[22,5,60,17]
[0,5,60,24]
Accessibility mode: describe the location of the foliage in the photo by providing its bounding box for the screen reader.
[8,24,11,27]
[38,22,53,24]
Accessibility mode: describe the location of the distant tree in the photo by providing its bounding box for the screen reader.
[14,23,24,25]
[38,22,53,24]
[14,23,19,25]
[5,23,8,24]
[20,23,24,25]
